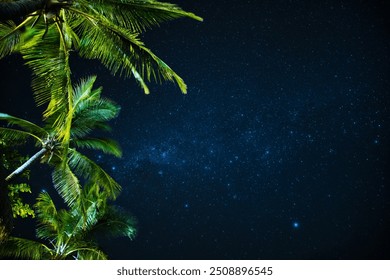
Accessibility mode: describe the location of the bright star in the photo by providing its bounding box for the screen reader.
[293,222,299,228]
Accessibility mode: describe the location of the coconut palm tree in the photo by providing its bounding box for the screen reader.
[0,76,122,206]
[0,0,202,150]
[0,0,202,106]
[0,184,136,259]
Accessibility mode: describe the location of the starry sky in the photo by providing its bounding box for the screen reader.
[1,0,389,259]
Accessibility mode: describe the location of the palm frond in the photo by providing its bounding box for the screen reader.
[78,0,203,33]
[35,191,60,240]
[91,206,137,240]
[0,237,52,260]
[0,112,48,137]
[70,120,112,139]
[69,7,187,93]
[74,98,120,123]
[73,137,122,157]
[0,20,20,59]
[52,164,82,207]
[71,96,120,138]
[72,76,99,104]
[71,76,121,135]
[68,149,121,199]
[19,23,69,122]
[0,15,37,58]
[0,127,42,144]
[70,199,99,234]
[67,182,107,235]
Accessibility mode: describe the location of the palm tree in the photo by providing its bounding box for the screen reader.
[0,184,136,259]
[0,0,202,106]
[0,76,122,206]
[0,0,202,151]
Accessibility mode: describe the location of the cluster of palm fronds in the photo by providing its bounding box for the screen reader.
[0,0,201,259]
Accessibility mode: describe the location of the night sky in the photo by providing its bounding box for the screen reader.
[0,0,389,259]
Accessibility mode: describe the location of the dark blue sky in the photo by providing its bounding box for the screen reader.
[1,0,389,259]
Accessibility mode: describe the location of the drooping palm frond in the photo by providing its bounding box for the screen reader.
[0,20,20,58]
[35,191,60,240]
[52,164,82,207]
[68,149,121,200]
[90,206,137,240]
[72,182,136,243]
[19,22,70,122]
[0,113,48,137]
[0,113,47,152]
[83,0,202,33]
[69,9,187,93]
[73,138,122,157]
[0,127,42,144]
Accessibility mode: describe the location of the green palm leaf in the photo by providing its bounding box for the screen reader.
[73,138,122,157]
[71,76,120,130]
[70,8,187,93]
[0,127,41,144]
[52,164,82,207]
[91,206,137,240]
[35,191,60,240]
[68,148,121,199]
[0,112,48,137]
[72,76,99,104]
[20,23,70,122]
[0,20,20,58]
[82,0,202,32]
[72,102,120,139]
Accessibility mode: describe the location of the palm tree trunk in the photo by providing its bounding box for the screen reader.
[6,147,47,182]
[0,0,46,21]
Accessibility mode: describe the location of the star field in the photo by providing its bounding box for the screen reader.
[0,0,389,259]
